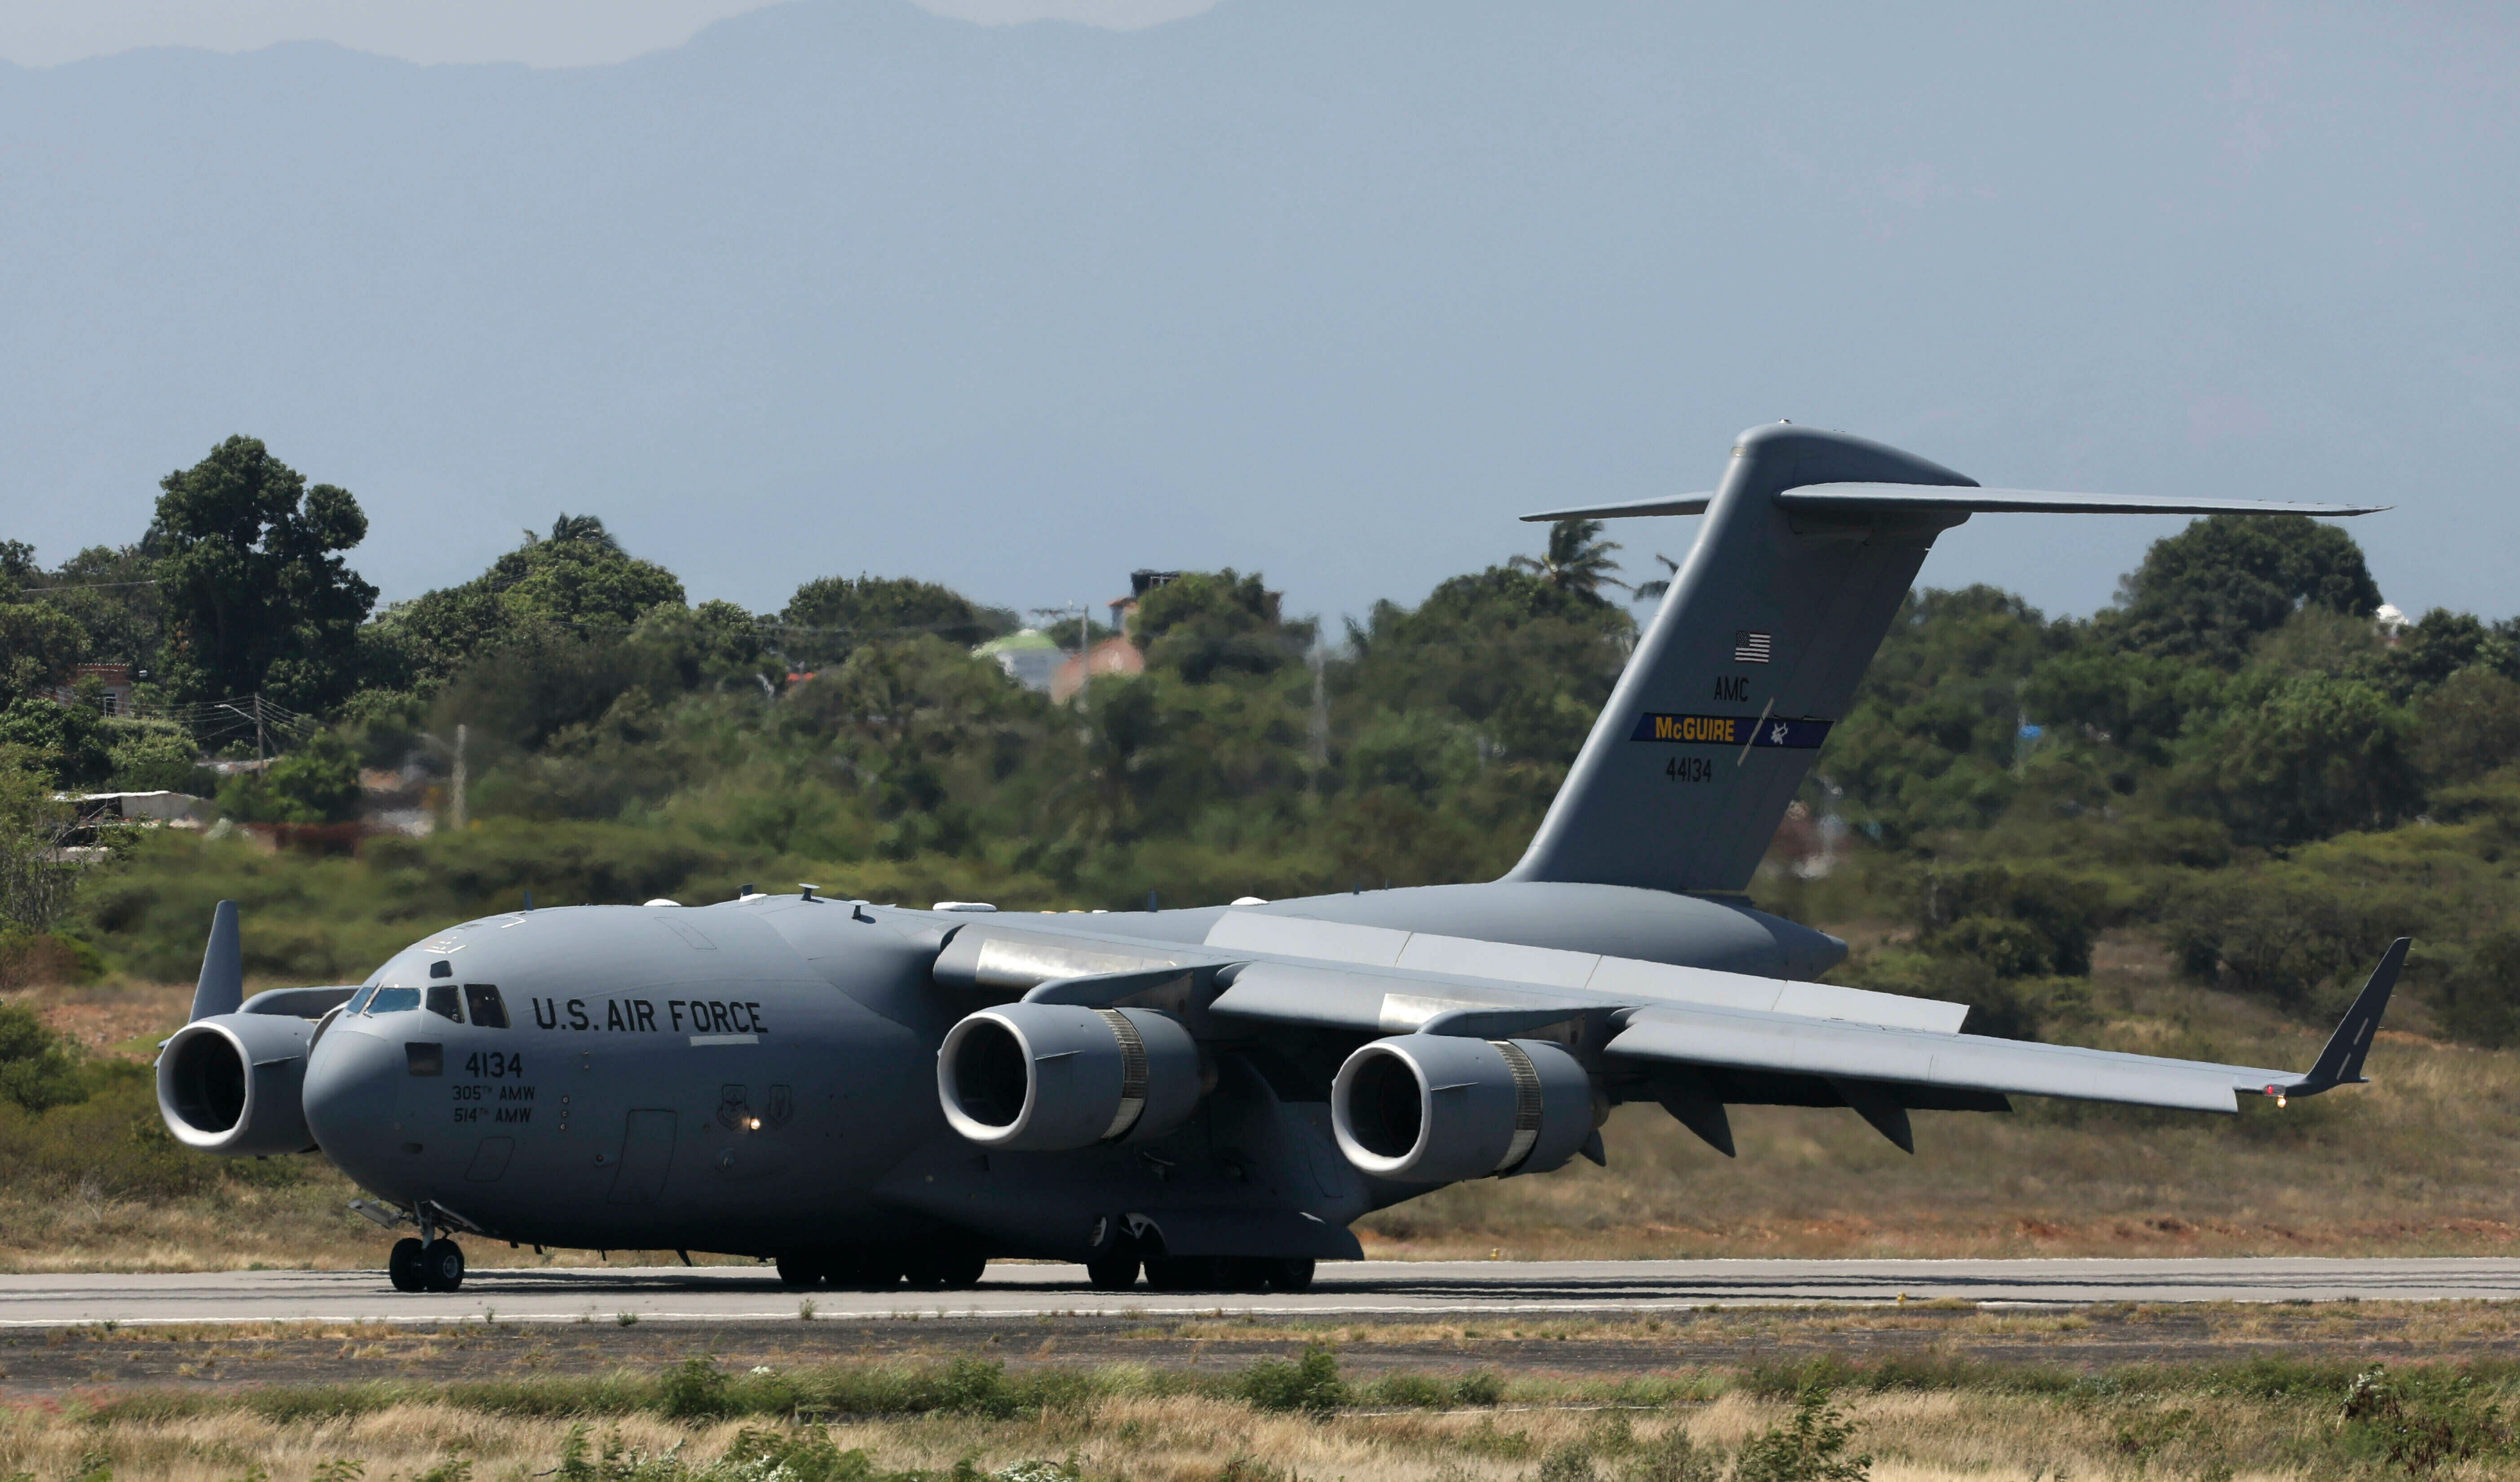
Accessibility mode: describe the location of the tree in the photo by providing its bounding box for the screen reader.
[0,698,112,787]
[778,575,994,670]
[541,512,621,552]
[1341,565,1633,774]
[0,765,80,932]
[1816,586,2073,842]
[374,513,685,689]
[2382,607,2491,699]
[2096,513,2381,667]
[151,437,377,710]
[2020,646,2224,766]
[1509,519,1628,601]
[1132,570,1308,684]
[0,603,88,710]
[2413,668,2520,786]
[26,543,166,677]
[2175,674,2423,845]
[217,730,362,823]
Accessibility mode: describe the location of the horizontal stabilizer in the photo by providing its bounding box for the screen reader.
[1521,493,1715,522]
[1524,485,2386,522]
[1775,484,2387,518]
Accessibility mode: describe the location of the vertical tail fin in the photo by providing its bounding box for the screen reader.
[1504,422,2384,896]
[190,900,243,1022]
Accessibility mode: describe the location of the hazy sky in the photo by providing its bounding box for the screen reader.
[0,0,1214,67]
[2,2,2514,630]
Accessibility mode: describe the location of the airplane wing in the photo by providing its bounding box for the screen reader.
[936,914,2409,1121]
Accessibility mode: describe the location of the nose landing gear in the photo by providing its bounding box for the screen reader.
[388,1236,466,1292]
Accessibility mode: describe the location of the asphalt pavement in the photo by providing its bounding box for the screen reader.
[2,1257,2516,1327]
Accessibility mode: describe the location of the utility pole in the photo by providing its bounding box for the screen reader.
[252,693,266,763]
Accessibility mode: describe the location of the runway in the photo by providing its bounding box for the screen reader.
[2,1257,2517,1327]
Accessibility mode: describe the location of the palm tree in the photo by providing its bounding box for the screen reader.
[1510,518,1628,601]
[536,513,622,552]
[1633,553,1681,600]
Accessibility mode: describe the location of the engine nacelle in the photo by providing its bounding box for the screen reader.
[1331,1033,1593,1182]
[156,1012,318,1156]
[938,1002,1202,1151]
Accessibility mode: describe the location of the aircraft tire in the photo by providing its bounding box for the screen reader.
[774,1254,821,1289]
[1264,1257,1315,1293]
[388,1238,425,1292]
[422,1239,466,1292]
[1085,1253,1139,1291]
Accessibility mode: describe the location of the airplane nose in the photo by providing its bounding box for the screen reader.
[303,1022,401,1156]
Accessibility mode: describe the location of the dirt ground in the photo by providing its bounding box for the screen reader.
[6,1301,2519,1401]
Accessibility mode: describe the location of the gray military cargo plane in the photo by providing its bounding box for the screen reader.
[155,422,2408,1295]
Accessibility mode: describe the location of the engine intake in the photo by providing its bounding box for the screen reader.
[1331,1033,1592,1182]
[156,1013,318,1156]
[938,1002,1201,1151]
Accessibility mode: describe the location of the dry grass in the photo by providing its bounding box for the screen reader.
[0,1384,2451,1482]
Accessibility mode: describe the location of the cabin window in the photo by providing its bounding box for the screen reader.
[345,985,377,1014]
[368,987,420,1014]
[464,985,509,1029]
[425,985,464,1022]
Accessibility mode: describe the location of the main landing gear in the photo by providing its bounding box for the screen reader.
[389,1236,466,1292]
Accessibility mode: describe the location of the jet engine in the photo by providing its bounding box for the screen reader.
[938,1003,1202,1151]
[1331,1034,1593,1182]
[156,1012,320,1156]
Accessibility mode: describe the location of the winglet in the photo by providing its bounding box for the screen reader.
[2286,937,2410,1095]
[190,900,244,1022]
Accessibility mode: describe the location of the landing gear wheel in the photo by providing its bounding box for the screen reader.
[941,1252,988,1289]
[388,1237,425,1292]
[1264,1257,1315,1293]
[775,1253,822,1289]
[1086,1253,1140,1291]
[421,1239,466,1292]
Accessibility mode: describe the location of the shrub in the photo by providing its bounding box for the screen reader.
[1731,1386,1870,1482]
[1619,1429,1719,1482]
[1452,1370,1505,1407]
[1240,1344,1344,1417]
[660,1358,732,1420]
[0,1000,85,1112]
[1368,1374,1449,1408]
[2439,929,2520,1048]
[2339,1364,2515,1476]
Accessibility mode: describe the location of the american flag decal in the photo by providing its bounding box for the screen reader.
[1733,630,1773,664]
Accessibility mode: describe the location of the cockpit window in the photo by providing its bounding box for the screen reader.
[424,985,463,1022]
[368,987,420,1014]
[463,985,509,1029]
[345,985,377,1014]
